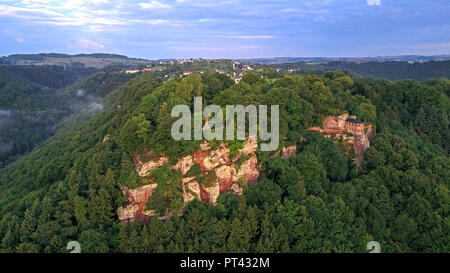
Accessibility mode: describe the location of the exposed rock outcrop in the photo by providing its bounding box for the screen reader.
[216,165,233,192]
[183,139,259,205]
[354,126,373,165]
[117,184,157,224]
[281,145,297,159]
[133,152,169,177]
[102,134,110,143]
[182,177,201,203]
[118,139,260,224]
[238,138,258,157]
[174,155,194,175]
[199,181,220,204]
[234,156,259,184]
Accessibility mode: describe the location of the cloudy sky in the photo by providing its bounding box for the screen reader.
[0,0,449,59]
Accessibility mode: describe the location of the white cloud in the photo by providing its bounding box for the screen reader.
[70,38,104,50]
[148,19,167,24]
[0,4,63,18]
[367,0,381,6]
[214,35,274,39]
[139,1,171,9]
[0,1,129,31]
[20,0,109,9]
[130,19,168,25]
[20,0,53,8]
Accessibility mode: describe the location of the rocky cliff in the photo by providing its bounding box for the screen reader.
[117,139,262,224]
[117,184,157,223]
[353,125,374,165]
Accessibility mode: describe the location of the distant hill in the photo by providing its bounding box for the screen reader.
[270,60,450,81]
[0,53,152,68]
[0,64,97,89]
[320,61,450,81]
[239,55,450,64]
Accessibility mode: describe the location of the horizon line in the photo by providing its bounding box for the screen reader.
[2,52,450,61]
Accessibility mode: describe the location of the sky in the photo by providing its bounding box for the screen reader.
[0,0,449,59]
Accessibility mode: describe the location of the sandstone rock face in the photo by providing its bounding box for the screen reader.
[216,165,233,192]
[354,130,372,166]
[182,177,201,203]
[193,149,210,171]
[200,181,220,204]
[365,124,374,140]
[185,140,259,205]
[210,147,231,166]
[134,153,169,177]
[117,205,139,222]
[174,155,194,175]
[231,184,243,195]
[124,184,157,204]
[119,139,261,224]
[282,145,297,159]
[193,146,231,172]
[117,184,157,223]
[102,134,110,143]
[239,138,258,157]
[234,156,259,184]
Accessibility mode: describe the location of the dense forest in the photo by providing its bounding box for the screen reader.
[275,60,450,81]
[0,53,153,68]
[0,67,448,253]
[324,61,450,81]
[0,64,135,167]
[0,65,97,89]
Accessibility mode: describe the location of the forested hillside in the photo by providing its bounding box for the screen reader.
[0,64,134,167]
[324,61,450,81]
[0,69,447,253]
[274,61,450,81]
[0,53,152,69]
[0,65,97,89]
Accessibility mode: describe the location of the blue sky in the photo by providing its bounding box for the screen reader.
[0,0,449,59]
